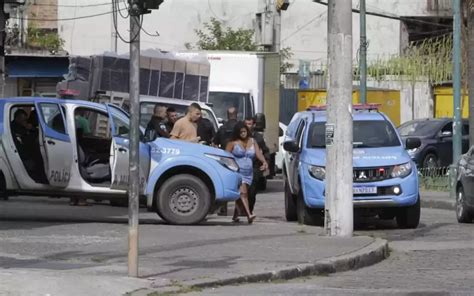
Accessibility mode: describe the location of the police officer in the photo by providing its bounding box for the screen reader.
[145,104,170,140]
[244,117,270,215]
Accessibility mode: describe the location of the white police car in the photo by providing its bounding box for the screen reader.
[0,97,241,224]
[283,104,422,228]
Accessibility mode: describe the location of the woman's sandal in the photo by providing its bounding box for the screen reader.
[247,215,256,224]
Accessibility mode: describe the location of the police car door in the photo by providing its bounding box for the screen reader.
[107,104,150,191]
[36,102,73,187]
[288,120,306,193]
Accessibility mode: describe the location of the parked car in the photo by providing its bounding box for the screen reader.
[283,105,421,228]
[398,118,469,169]
[455,146,474,223]
[275,122,287,173]
[0,97,241,224]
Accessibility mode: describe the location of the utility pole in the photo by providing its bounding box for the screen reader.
[271,3,281,53]
[128,0,141,278]
[451,0,462,198]
[359,0,367,104]
[325,0,353,237]
[468,1,474,146]
[0,0,6,98]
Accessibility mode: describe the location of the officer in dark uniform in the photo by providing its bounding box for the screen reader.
[145,104,170,141]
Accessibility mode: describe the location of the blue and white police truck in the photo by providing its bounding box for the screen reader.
[0,97,241,224]
[283,104,422,228]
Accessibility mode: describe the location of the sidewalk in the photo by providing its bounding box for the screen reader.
[420,190,455,211]
[0,195,388,296]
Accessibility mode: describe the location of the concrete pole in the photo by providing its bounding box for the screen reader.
[468,1,474,146]
[128,1,141,278]
[451,0,462,198]
[272,6,281,53]
[325,0,353,237]
[359,0,367,104]
[0,0,6,98]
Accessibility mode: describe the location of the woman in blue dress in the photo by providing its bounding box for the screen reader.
[226,121,268,224]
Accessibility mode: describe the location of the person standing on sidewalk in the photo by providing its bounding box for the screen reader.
[213,107,239,215]
[170,103,201,143]
[244,117,270,214]
[226,122,268,224]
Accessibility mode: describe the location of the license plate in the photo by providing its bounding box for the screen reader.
[353,186,377,194]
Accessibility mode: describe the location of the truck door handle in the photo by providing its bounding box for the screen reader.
[47,140,56,145]
[118,147,127,153]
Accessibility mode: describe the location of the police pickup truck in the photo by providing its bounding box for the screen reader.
[283,104,422,228]
[0,97,241,224]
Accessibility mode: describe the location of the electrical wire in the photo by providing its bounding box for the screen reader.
[141,26,160,37]
[29,2,111,8]
[112,0,143,44]
[9,9,126,21]
[313,1,452,28]
[117,0,130,19]
[281,10,327,43]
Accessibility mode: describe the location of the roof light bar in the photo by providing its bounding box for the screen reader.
[307,103,380,111]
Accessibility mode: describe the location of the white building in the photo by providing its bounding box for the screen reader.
[57,0,452,71]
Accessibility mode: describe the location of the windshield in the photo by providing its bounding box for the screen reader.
[398,120,442,137]
[208,91,251,121]
[140,102,217,131]
[308,120,401,148]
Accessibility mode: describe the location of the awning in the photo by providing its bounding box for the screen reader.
[6,56,69,78]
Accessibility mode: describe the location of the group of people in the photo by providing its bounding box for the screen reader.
[145,103,215,145]
[146,104,270,225]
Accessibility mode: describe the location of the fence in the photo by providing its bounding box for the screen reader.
[418,166,450,191]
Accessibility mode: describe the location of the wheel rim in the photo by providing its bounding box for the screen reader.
[456,189,465,218]
[424,155,437,169]
[169,187,199,216]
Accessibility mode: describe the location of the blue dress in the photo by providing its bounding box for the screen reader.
[232,140,256,185]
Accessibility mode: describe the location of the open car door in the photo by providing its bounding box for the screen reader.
[35,102,73,187]
[107,104,150,191]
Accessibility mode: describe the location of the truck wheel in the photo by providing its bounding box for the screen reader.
[284,181,297,221]
[396,196,420,229]
[296,191,323,226]
[156,174,211,225]
[456,186,473,223]
[0,173,7,201]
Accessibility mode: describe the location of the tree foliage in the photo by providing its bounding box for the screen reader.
[186,18,294,73]
[26,24,65,53]
[186,17,258,51]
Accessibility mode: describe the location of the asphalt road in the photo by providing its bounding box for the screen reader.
[190,180,474,296]
[1,180,473,296]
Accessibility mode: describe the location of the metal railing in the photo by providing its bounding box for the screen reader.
[418,166,450,191]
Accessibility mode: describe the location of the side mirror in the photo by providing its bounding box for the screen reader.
[406,137,421,150]
[440,130,453,137]
[279,127,284,137]
[217,117,224,124]
[254,113,266,132]
[283,141,299,153]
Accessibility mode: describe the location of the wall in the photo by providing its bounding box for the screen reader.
[27,0,58,30]
[57,0,438,65]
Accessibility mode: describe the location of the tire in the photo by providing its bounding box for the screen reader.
[284,181,297,221]
[0,173,7,201]
[396,196,420,229]
[296,191,323,226]
[422,153,439,169]
[456,186,472,223]
[156,174,211,225]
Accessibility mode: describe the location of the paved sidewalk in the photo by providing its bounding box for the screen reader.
[0,193,388,296]
[420,190,455,211]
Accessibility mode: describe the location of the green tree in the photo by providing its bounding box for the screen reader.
[186,18,294,73]
[185,17,258,51]
[26,24,65,53]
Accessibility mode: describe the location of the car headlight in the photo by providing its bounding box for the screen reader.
[309,165,326,180]
[391,162,412,178]
[407,148,419,156]
[205,154,239,172]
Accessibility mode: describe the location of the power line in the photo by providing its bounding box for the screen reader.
[28,2,111,8]
[9,9,126,21]
[281,10,326,43]
[313,1,452,28]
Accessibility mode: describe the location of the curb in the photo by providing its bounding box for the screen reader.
[137,238,389,295]
[421,199,455,211]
